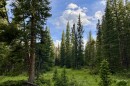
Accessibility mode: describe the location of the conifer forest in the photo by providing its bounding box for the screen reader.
[1,0,130,86]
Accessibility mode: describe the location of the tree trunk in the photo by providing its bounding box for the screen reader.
[28,16,35,83]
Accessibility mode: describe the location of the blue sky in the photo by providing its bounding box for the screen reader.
[6,0,106,46]
[46,0,106,46]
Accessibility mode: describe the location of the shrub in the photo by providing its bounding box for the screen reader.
[116,80,127,86]
[99,60,111,86]
[35,76,51,86]
[53,68,61,86]
[69,75,78,86]
[52,67,69,86]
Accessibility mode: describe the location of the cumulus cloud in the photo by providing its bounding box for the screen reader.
[67,3,78,9]
[95,11,104,20]
[55,3,91,27]
[54,40,61,47]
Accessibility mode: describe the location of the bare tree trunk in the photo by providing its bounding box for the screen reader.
[28,16,35,83]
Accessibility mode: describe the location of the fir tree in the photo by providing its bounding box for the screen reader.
[12,0,51,83]
[53,72,60,86]
[53,68,59,81]
[60,67,68,86]
[99,60,111,86]
[36,27,54,77]
[71,24,77,68]
[65,22,71,68]
[60,31,66,67]
[85,31,96,69]
[96,20,103,68]
[76,14,84,69]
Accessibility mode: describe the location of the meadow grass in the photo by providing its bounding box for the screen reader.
[0,67,130,86]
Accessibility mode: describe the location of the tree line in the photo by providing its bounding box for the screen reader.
[55,0,130,73]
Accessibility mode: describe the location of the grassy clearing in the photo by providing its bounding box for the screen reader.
[0,75,27,84]
[0,67,130,86]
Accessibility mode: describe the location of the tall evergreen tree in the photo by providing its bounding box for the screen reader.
[13,0,51,83]
[60,31,66,67]
[36,27,54,77]
[85,31,96,69]
[96,0,130,72]
[96,20,103,68]
[99,60,111,86]
[71,24,77,68]
[65,22,71,68]
[101,0,120,72]
[76,14,84,68]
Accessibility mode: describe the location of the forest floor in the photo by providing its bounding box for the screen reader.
[0,67,130,86]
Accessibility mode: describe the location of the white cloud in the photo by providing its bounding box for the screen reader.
[54,40,61,47]
[100,0,106,6]
[55,3,91,27]
[95,11,104,20]
[67,3,78,9]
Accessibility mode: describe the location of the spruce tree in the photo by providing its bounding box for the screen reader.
[101,0,120,72]
[71,24,77,68]
[60,31,66,67]
[96,20,103,68]
[99,60,111,86]
[13,0,51,83]
[53,68,61,86]
[60,67,68,86]
[85,31,96,69]
[65,22,71,68]
[36,27,54,77]
[76,14,84,68]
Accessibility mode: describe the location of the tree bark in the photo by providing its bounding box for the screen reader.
[28,15,35,83]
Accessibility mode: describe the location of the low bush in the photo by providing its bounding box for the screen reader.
[0,80,25,86]
[116,80,127,86]
[35,76,52,86]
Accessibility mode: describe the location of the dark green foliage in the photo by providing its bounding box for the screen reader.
[59,15,84,69]
[12,0,52,82]
[60,68,68,86]
[35,76,51,86]
[96,20,102,69]
[60,31,66,67]
[0,25,25,75]
[69,75,78,86]
[99,60,111,86]
[96,0,130,73]
[53,68,68,86]
[65,22,71,68]
[0,42,10,75]
[0,23,21,44]
[85,31,96,69]
[0,0,8,22]
[53,68,60,86]
[76,15,84,69]
[36,27,54,75]
[53,68,58,81]
[71,24,78,69]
